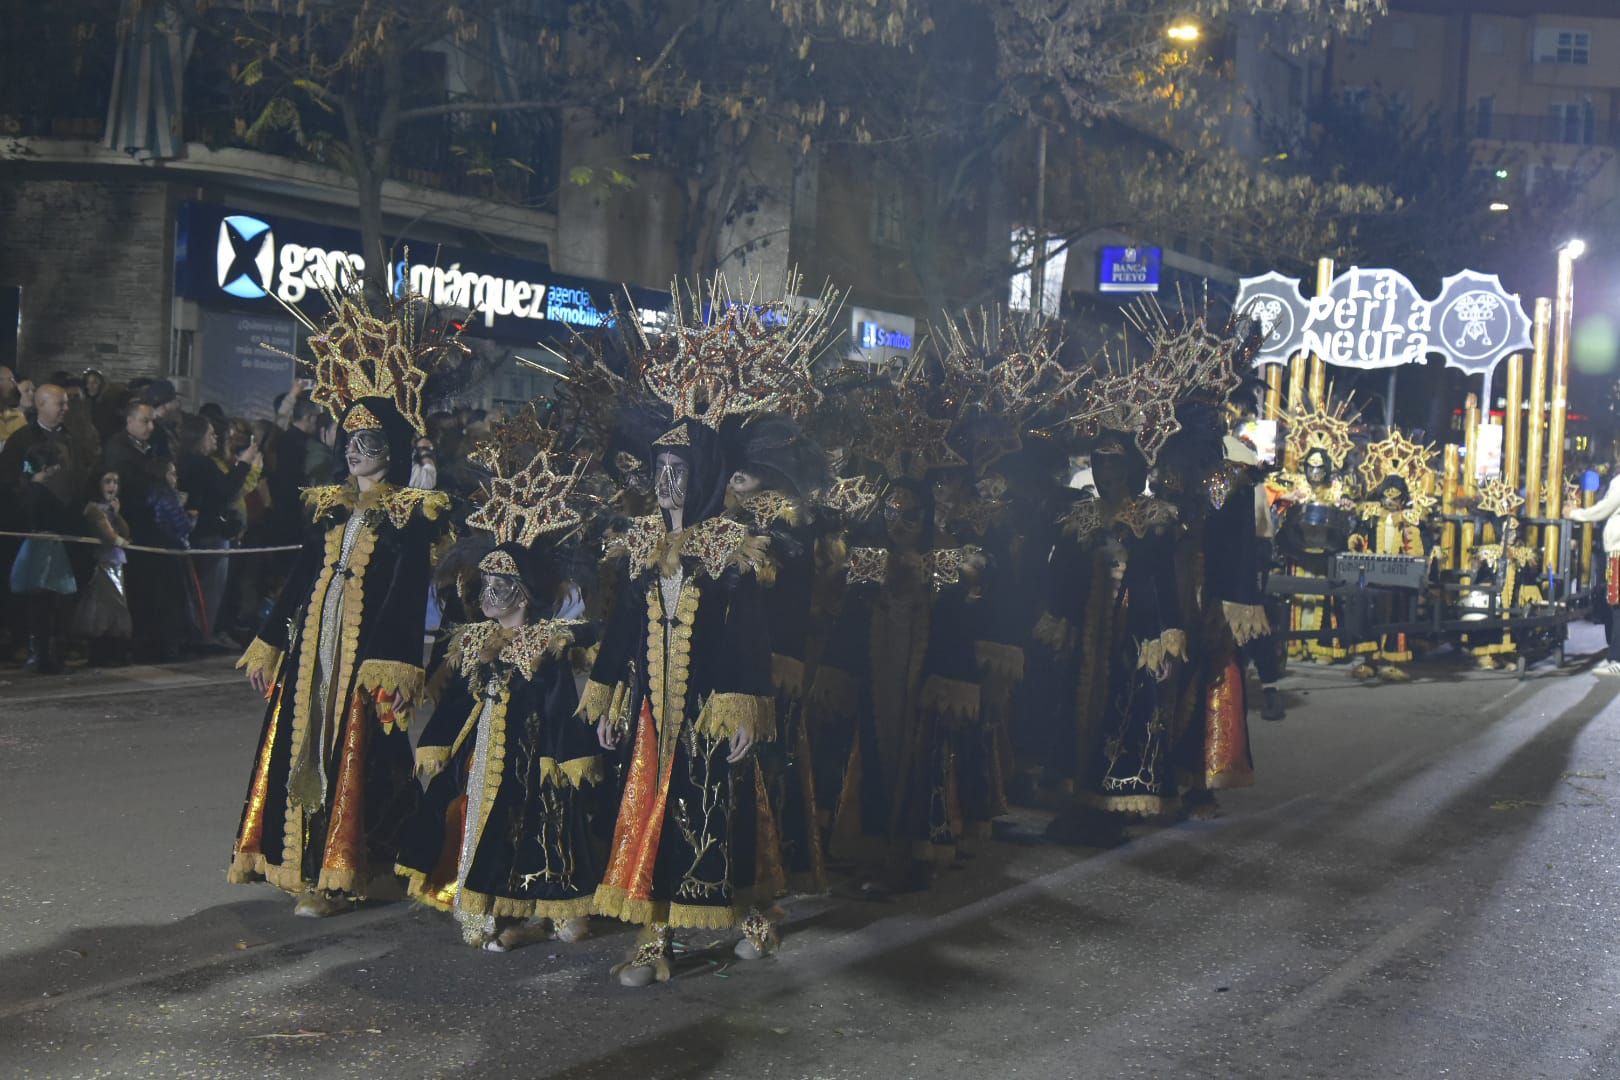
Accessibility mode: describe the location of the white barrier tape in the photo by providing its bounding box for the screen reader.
[0,530,300,556]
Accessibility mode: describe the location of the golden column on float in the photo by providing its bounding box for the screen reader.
[1545,239,1584,573]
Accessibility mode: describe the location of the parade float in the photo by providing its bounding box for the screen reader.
[1237,250,1590,674]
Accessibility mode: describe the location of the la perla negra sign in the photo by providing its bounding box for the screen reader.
[1236,267,1533,380]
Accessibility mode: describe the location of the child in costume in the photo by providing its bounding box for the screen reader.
[396,451,605,951]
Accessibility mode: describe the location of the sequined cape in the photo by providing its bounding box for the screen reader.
[229,480,447,895]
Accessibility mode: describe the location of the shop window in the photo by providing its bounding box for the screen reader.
[1477,23,1505,55]
[1476,96,1495,139]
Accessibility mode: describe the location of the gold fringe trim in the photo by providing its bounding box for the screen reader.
[695,692,776,743]
[235,637,285,686]
[394,864,454,912]
[1081,791,1174,816]
[593,884,665,925]
[576,679,618,724]
[457,889,596,922]
[1032,612,1076,653]
[668,901,749,930]
[975,641,1025,682]
[919,675,981,726]
[1221,602,1271,648]
[552,755,606,788]
[772,653,806,701]
[1135,629,1189,678]
[806,665,859,721]
[414,745,452,772]
[356,659,426,699]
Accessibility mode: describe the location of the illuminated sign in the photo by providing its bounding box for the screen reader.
[177,201,669,344]
[1098,246,1161,294]
[860,320,913,351]
[847,306,916,368]
[1235,266,1533,382]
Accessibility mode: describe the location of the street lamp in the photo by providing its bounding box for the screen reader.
[1166,22,1201,43]
[1563,237,1587,260]
[1489,202,1511,212]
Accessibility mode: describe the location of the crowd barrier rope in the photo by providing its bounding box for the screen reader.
[0,530,300,556]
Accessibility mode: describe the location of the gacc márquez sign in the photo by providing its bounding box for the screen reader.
[1235,267,1533,379]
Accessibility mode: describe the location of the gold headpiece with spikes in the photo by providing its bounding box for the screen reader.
[464,449,591,548]
[1283,395,1357,470]
[267,269,466,438]
[466,402,558,475]
[627,272,840,429]
[936,308,1083,472]
[1358,429,1438,514]
[1474,476,1525,518]
[1061,305,1249,466]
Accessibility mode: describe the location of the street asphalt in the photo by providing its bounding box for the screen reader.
[3,629,1620,1079]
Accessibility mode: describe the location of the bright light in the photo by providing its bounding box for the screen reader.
[1489,202,1511,212]
[1166,22,1201,42]
[1563,238,1587,260]
[1494,168,1510,180]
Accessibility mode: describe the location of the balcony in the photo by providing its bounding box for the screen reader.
[1473,110,1615,149]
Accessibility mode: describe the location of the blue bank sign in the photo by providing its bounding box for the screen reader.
[1098,246,1162,294]
[178,201,670,344]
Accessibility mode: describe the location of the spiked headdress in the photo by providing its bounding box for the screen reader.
[1283,395,1357,470]
[1061,305,1252,467]
[1358,429,1438,514]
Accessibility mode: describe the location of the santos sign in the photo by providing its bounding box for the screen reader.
[180,201,670,344]
[1235,266,1533,380]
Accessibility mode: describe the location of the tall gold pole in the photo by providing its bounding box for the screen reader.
[1264,364,1284,421]
[1309,257,1332,411]
[1581,488,1596,590]
[1524,299,1552,522]
[1442,445,1460,571]
[1545,257,1576,571]
[1285,349,1306,473]
[1463,392,1481,499]
[1503,352,1524,489]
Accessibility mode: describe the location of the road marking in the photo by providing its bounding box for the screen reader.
[1264,907,1448,1028]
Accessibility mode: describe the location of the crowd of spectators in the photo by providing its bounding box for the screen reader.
[0,363,491,674]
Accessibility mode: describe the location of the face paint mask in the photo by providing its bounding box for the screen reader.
[479,574,527,617]
[655,457,690,510]
[349,429,389,459]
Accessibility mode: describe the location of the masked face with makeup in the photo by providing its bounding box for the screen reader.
[346,427,392,481]
[655,451,691,512]
[479,571,529,625]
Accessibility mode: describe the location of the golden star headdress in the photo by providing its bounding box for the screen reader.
[1358,429,1438,514]
[1060,304,1250,466]
[626,272,840,431]
[464,449,591,548]
[269,267,466,437]
[1283,395,1357,470]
